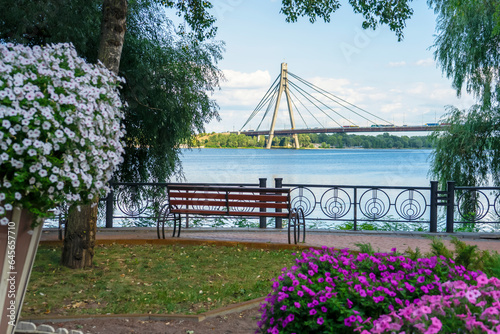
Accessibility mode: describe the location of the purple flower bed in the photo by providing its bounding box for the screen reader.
[257,246,499,334]
[354,276,500,333]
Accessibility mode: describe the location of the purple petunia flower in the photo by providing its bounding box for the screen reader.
[317,317,324,325]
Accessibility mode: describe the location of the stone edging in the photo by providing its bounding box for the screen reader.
[17,297,266,333]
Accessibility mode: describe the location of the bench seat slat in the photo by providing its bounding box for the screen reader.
[169,199,290,209]
[168,192,289,202]
[170,209,290,218]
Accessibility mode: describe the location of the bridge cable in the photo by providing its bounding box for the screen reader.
[288,80,347,127]
[253,74,281,113]
[239,74,280,131]
[288,72,393,125]
[288,88,322,129]
[287,80,335,127]
[288,93,309,129]
[240,76,280,130]
[256,82,280,131]
[288,72,371,125]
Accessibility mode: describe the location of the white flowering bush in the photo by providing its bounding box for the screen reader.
[0,43,125,224]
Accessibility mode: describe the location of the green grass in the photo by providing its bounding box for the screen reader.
[24,244,297,317]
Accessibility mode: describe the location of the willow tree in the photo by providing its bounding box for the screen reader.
[428,0,500,187]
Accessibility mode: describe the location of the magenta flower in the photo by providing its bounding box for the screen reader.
[317,317,324,325]
[347,298,353,308]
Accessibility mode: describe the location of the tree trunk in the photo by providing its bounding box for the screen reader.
[62,203,98,269]
[98,0,128,74]
[61,0,127,269]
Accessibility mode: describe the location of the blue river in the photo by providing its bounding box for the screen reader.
[177,148,434,187]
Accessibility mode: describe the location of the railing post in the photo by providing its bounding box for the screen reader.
[275,178,283,228]
[446,181,455,233]
[259,178,267,228]
[429,181,438,233]
[353,187,358,231]
[105,181,114,228]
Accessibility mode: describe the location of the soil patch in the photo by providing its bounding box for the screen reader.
[38,307,261,334]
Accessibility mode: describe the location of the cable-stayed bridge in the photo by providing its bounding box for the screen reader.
[237,63,444,149]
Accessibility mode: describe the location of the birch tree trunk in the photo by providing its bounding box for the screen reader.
[61,0,127,269]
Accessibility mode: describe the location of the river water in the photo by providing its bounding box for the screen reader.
[178,148,434,187]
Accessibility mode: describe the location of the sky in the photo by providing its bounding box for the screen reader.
[180,1,476,134]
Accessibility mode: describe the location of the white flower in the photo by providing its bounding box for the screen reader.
[0,217,8,225]
[4,203,12,210]
[54,129,64,138]
[1,43,125,218]
[42,121,51,130]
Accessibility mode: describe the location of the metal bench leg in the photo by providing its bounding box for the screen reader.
[179,214,182,237]
[294,214,298,244]
[288,215,292,244]
[172,215,176,237]
[298,208,305,243]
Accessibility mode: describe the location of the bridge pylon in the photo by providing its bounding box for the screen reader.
[266,63,300,149]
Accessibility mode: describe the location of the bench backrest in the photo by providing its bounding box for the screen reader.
[167,185,291,218]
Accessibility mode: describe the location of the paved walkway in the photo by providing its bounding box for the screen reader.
[41,227,500,254]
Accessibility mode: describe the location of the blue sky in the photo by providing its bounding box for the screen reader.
[185,1,475,133]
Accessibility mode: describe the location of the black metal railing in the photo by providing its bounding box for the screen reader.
[47,178,500,234]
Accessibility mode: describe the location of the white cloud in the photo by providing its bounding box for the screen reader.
[388,61,407,67]
[221,69,271,88]
[415,58,434,67]
[380,102,403,114]
[406,82,427,95]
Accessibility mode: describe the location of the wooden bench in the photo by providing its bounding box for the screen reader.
[157,185,305,244]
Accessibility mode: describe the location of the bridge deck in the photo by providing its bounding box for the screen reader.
[237,125,440,136]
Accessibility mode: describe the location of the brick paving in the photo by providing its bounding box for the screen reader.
[41,227,500,254]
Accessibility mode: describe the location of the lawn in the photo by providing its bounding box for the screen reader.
[23,243,298,317]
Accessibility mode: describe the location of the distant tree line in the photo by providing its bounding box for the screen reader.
[200,133,433,149]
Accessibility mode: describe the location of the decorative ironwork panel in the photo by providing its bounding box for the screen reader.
[395,189,427,221]
[456,190,490,222]
[114,184,168,219]
[359,188,391,220]
[320,187,352,219]
[290,187,316,217]
[495,194,500,218]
